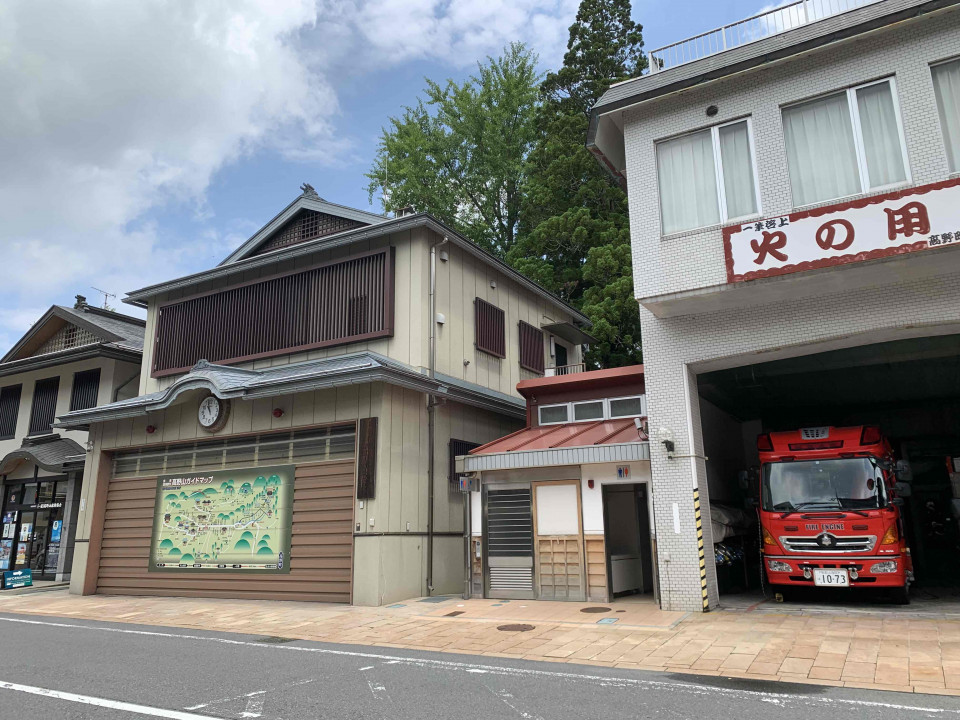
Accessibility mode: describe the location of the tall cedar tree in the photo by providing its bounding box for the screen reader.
[366,44,540,257]
[509,0,646,368]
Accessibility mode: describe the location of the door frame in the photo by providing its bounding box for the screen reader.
[601,480,658,604]
[531,479,586,601]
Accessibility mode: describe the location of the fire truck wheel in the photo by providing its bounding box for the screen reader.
[889,586,910,605]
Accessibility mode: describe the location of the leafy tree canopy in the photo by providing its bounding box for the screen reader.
[367,43,541,257]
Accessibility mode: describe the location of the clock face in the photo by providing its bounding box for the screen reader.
[198,396,221,428]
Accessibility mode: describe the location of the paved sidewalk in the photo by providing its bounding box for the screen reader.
[2,590,960,696]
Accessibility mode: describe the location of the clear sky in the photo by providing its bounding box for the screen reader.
[0,0,764,353]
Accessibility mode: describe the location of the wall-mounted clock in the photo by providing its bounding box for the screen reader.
[198,394,230,433]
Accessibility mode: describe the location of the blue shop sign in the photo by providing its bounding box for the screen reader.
[3,569,32,589]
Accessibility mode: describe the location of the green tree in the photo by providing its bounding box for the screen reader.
[367,43,540,257]
[510,0,646,368]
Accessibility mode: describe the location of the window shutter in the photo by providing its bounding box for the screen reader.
[28,376,60,435]
[518,321,545,374]
[450,438,481,486]
[70,368,101,412]
[0,385,21,438]
[474,298,505,358]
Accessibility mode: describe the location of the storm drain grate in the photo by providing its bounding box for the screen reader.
[580,607,611,614]
[445,611,465,617]
[497,624,535,632]
[258,636,296,644]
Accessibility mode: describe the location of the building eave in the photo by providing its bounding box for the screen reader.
[0,344,142,379]
[56,352,525,431]
[456,441,650,473]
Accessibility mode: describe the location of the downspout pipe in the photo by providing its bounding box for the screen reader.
[427,235,448,595]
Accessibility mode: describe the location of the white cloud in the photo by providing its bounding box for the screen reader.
[0,0,576,347]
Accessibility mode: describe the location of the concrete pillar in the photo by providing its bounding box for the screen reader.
[643,329,721,612]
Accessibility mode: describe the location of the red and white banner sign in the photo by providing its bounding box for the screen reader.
[723,178,960,283]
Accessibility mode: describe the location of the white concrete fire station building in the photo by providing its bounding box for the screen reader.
[590,0,960,611]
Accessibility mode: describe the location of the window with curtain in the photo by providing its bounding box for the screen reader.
[932,59,960,173]
[783,78,908,207]
[657,119,759,235]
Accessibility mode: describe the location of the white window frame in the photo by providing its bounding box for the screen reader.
[931,57,960,176]
[783,77,911,208]
[538,395,647,426]
[656,117,763,235]
[572,400,605,422]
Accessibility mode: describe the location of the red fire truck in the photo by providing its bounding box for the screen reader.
[757,425,913,603]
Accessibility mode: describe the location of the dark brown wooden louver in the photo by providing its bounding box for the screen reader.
[518,321,545,374]
[70,368,101,412]
[474,298,505,359]
[28,376,59,435]
[252,209,367,256]
[0,384,21,439]
[356,417,378,500]
[153,248,394,376]
[449,438,481,485]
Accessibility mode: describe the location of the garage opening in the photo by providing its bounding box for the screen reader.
[697,333,960,610]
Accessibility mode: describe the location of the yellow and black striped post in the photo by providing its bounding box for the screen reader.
[693,488,709,611]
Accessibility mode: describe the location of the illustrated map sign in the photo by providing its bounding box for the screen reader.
[149,465,293,573]
[723,177,960,283]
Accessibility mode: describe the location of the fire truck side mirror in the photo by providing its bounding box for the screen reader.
[890,497,905,507]
[893,482,912,498]
[895,460,912,481]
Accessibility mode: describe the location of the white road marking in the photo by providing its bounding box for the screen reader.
[0,615,955,715]
[185,689,265,711]
[0,680,216,720]
[488,687,544,720]
[367,680,388,701]
[359,665,375,671]
[240,694,264,718]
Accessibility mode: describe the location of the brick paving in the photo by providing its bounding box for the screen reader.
[2,590,960,696]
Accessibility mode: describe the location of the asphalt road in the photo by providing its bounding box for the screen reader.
[0,612,957,720]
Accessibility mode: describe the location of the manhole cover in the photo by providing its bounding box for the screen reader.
[497,624,535,632]
[257,636,296,644]
[580,606,611,614]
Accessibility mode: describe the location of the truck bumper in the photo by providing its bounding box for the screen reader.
[763,554,907,588]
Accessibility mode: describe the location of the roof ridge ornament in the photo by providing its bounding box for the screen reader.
[193,359,211,370]
[300,182,322,200]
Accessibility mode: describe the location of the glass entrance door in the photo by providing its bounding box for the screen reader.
[2,479,67,580]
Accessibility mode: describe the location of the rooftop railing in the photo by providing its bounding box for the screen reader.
[647,0,883,73]
[544,363,586,377]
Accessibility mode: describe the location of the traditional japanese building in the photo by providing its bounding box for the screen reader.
[589,0,960,611]
[58,188,592,605]
[0,298,144,583]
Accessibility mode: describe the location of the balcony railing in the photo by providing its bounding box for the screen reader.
[545,363,586,377]
[647,0,883,73]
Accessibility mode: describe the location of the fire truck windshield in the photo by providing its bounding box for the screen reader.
[762,457,887,513]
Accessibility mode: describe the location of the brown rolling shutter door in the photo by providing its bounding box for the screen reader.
[97,430,356,603]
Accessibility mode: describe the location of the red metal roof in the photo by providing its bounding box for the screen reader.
[516,364,643,398]
[470,417,647,455]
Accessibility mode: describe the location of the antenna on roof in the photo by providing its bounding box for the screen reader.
[91,286,116,311]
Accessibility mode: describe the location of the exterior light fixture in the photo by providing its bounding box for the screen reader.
[145,425,157,434]
[272,408,285,418]
[706,105,719,116]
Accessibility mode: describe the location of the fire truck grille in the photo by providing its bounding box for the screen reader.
[779,535,876,553]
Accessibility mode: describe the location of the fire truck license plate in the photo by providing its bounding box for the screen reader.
[813,569,849,587]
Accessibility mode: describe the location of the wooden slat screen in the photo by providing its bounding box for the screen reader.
[0,384,21,439]
[449,438,481,486]
[253,210,367,256]
[28,376,59,435]
[69,368,101,412]
[153,248,394,376]
[474,297,505,358]
[518,321,544,374]
[356,417,377,500]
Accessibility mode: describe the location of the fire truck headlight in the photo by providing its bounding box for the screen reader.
[869,561,898,574]
[766,560,791,573]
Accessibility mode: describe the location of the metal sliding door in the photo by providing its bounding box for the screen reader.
[483,484,535,599]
